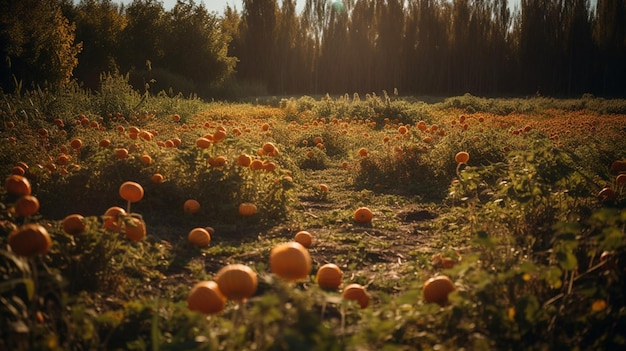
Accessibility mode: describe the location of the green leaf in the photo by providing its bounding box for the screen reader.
[556,251,577,271]
[542,266,562,288]
[599,227,624,250]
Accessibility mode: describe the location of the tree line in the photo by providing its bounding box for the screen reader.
[1,0,624,98]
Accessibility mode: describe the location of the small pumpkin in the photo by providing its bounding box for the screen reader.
[9,224,52,257]
[187,281,226,315]
[215,264,258,302]
[237,154,252,167]
[454,151,470,164]
[62,214,86,235]
[294,231,313,248]
[14,195,40,217]
[5,175,31,196]
[353,207,373,223]
[270,242,312,282]
[598,187,616,203]
[342,283,370,308]
[119,181,144,203]
[195,137,212,149]
[423,275,456,306]
[238,202,258,216]
[316,263,343,290]
[188,227,211,247]
[124,217,147,242]
[103,206,126,232]
[184,199,201,214]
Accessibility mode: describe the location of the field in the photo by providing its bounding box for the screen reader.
[2,81,626,350]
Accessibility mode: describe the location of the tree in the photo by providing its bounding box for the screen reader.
[161,0,236,94]
[0,0,82,91]
[72,0,126,90]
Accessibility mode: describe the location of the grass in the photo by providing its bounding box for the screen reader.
[1,80,626,350]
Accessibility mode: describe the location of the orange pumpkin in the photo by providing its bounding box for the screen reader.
[195,137,212,149]
[115,148,129,159]
[269,242,312,282]
[214,264,258,302]
[5,175,31,196]
[62,214,86,235]
[188,227,211,247]
[151,173,164,184]
[187,281,226,315]
[423,275,455,306]
[13,195,40,217]
[103,206,126,232]
[454,151,470,164]
[316,263,343,290]
[598,187,616,203]
[139,154,152,165]
[342,283,370,308]
[70,138,83,149]
[238,202,257,216]
[237,154,252,167]
[249,159,264,171]
[262,142,276,155]
[294,231,313,248]
[9,224,52,257]
[353,207,373,223]
[358,148,368,157]
[184,199,201,214]
[124,217,146,242]
[119,181,144,203]
[212,129,227,142]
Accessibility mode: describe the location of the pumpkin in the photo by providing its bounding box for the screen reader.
[188,228,211,247]
[115,148,129,159]
[294,231,313,248]
[616,174,626,186]
[238,202,257,216]
[14,195,40,217]
[249,159,264,171]
[454,151,470,164]
[269,242,312,282]
[103,206,126,232]
[215,264,258,302]
[319,184,329,192]
[262,142,276,155]
[9,224,52,257]
[358,148,368,157]
[237,154,252,167]
[316,263,343,290]
[119,181,144,203]
[62,214,86,235]
[70,138,83,149]
[151,173,164,184]
[610,160,626,174]
[423,275,455,306]
[212,129,227,142]
[353,207,373,223]
[342,283,370,308]
[597,187,616,203]
[139,154,152,165]
[5,175,31,196]
[187,281,226,315]
[184,199,201,214]
[124,217,147,242]
[195,137,212,149]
